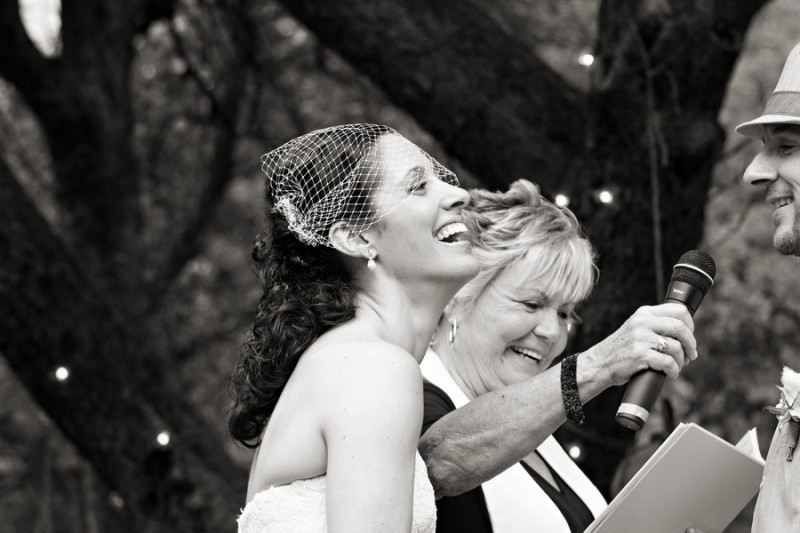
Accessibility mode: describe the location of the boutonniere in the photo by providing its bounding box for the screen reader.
[766,366,800,429]
[765,367,800,461]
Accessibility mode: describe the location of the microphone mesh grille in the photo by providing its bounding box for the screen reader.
[671,250,716,294]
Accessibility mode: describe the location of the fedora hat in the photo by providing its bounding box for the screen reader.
[736,42,800,139]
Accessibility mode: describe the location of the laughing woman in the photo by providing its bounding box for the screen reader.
[229,124,479,532]
[420,180,699,533]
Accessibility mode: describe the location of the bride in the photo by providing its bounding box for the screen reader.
[229,124,479,532]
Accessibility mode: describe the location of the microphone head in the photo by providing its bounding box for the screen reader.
[671,250,716,295]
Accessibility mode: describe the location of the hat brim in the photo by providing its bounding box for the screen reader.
[735,114,800,139]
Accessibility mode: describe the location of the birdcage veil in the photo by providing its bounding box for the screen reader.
[261,123,459,247]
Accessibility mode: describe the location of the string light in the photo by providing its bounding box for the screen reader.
[578,53,595,67]
[554,193,571,207]
[568,443,583,460]
[108,491,125,510]
[596,189,615,204]
[54,366,69,382]
[156,431,171,447]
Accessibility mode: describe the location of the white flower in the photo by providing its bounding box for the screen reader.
[767,366,800,428]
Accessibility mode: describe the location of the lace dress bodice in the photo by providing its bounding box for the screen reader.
[237,451,436,532]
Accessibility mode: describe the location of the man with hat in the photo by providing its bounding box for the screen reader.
[736,42,800,532]
[738,42,800,255]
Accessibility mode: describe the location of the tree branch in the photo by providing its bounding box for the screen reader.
[275,0,587,190]
[134,0,256,298]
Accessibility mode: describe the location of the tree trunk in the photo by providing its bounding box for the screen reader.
[0,0,253,530]
[0,158,246,532]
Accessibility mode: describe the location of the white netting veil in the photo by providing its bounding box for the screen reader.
[261,123,459,248]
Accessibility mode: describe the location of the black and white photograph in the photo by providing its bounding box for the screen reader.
[2,1,800,532]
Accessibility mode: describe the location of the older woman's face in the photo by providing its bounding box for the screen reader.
[460,254,575,393]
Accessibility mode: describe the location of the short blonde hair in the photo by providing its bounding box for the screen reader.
[449,179,597,317]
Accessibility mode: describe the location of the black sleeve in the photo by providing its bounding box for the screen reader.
[422,380,456,435]
[421,380,494,533]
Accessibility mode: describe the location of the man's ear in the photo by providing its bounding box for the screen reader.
[329,221,373,260]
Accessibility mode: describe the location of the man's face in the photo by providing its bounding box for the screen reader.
[743,124,800,255]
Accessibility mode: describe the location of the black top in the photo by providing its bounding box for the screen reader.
[422,381,595,533]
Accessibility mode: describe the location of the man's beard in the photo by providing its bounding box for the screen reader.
[774,220,800,256]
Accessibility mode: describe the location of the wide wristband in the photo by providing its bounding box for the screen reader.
[561,353,585,425]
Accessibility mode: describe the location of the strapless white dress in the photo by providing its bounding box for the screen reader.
[237,451,436,532]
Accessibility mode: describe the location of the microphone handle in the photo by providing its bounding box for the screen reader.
[615,280,705,431]
[617,371,667,430]
[664,280,704,315]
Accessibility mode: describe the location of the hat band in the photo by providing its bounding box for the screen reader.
[763,91,800,117]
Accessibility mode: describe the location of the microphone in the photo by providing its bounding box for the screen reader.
[615,250,716,431]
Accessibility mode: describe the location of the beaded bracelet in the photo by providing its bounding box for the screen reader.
[561,353,585,425]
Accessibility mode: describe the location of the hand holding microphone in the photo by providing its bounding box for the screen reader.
[615,250,716,431]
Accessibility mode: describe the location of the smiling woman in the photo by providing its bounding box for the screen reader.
[229,124,479,533]
[420,180,605,533]
[419,179,702,533]
[434,183,596,398]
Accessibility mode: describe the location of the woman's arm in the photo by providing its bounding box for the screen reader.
[419,303,696,498]
[323,342,424,533]
[420,358,581,498]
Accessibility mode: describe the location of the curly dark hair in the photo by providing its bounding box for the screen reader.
[228,217,357,447]
[228,125,391,447]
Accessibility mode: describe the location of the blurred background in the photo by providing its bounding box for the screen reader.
[1,0,799,531]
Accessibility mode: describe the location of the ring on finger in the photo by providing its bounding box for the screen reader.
[655,336,669,354]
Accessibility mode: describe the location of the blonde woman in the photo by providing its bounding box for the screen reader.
[420,180,700,533]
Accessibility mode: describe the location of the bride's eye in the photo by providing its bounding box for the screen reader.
[411,178,428,192]
[407,168,428,193]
